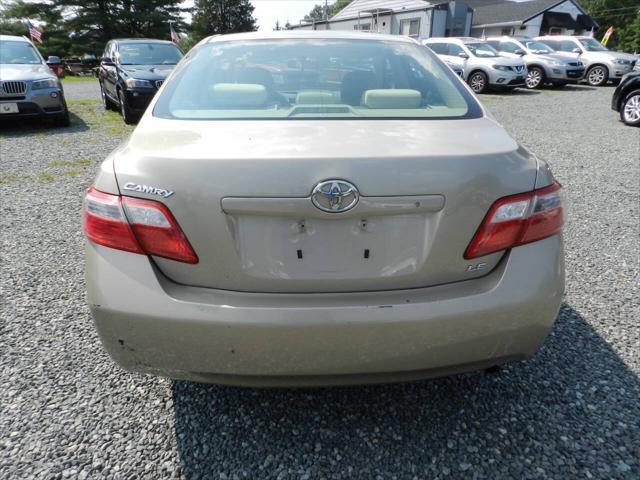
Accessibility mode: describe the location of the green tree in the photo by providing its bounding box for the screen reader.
[1,1,70,58]
[304,4,326,22]
[1,0,187,58]
[616,14,640,52]
[0,18,28,37]
[581,0,640,52]
[304,0,353,22]
[191,0,257,42]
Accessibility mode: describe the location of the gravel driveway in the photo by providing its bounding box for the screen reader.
[1,80,638,479]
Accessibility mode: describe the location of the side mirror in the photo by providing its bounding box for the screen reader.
[101,57,115,66]
[572,47,582,54]
[515,49,526,56]
[458,52,469,59]
[46,55,61,65]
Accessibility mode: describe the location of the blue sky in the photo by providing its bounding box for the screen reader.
[253,0,320,30]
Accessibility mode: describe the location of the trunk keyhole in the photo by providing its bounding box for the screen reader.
[297,249,303,259]
[364,249,370,259]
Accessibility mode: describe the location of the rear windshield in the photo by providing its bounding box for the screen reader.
[118,43,183,65]
[154,39,482,120]
[0,41,42,65]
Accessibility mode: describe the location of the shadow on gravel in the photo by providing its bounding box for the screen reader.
[484,89,541,96]
[172,303,639,478]
[0,112,89,137]
[549,84,599,92]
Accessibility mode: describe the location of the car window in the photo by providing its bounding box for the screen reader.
[579,38,608,52]
[118,43,183,65]
[486,40,499,49]
[154,39,482,120]
[0,41,42,65]
[426,43,447,55]
[447,44,465,56]
[465,42,499,57]
[499,41,521,54]
[103,42,112,59]
[553,40,579,52]
[524,41,555,53]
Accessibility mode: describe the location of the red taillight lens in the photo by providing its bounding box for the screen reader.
[464,182,564,259]
[83,186,198,264]
[84,187,143,254]
[122,196,198,264]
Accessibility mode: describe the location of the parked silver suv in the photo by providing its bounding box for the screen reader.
[0,35,69,126]
[425,37,527,93]
[535,35,638,87]
[486,36,584,89]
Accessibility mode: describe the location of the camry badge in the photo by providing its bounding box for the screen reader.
[311,180,359,213]
[122,182,174,198]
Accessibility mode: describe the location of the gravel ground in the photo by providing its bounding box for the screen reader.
[1,80,638,479]
[62,79,102,102]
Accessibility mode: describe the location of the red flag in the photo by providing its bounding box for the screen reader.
[27,20,43,44]
[170,23,180,43]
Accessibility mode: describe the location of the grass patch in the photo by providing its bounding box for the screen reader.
[62,76,97,83]
[47,158,92,168]
[68,99,99,106]
[65,168,84,177]
[36,172,55,182]
[0,173,25,184]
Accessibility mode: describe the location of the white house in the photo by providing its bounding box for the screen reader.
[290,0,475,39]
[469,0,597,38]
[290,0,598,42]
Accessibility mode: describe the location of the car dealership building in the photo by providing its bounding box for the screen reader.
[290,0,597,40]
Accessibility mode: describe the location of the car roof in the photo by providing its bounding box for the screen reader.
[425,37,480,44]
[112,38,176,45]
[535,35,582,40]
[0,34,31,43]
[486,36,531,41]
[204,30,418,45]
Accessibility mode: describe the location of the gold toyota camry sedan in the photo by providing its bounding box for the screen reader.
[84,31,565,387]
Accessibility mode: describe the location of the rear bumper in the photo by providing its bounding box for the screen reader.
[86,236,564,387]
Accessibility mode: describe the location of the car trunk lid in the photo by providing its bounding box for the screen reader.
[113,117,538,293]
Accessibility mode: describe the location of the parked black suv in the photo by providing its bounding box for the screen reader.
[612,71,640,127]
[98,39,182,124]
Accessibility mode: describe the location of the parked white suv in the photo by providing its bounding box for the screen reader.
[535,35,638,86]
[486,36,584,89]
[425,37,527,93]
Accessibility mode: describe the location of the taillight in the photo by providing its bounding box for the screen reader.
[464,182,564,259]
[83,186,198,264]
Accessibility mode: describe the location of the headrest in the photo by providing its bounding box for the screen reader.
[209,83,268,108]
[361,89,422,109]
